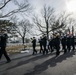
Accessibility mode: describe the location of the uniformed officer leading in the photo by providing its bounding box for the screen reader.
[0,28,11,63]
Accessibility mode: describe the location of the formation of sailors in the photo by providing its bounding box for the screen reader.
[31,33,76,56]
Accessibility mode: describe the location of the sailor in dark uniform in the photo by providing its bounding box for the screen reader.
[39,36,43,53]
[66,34,71,52]
[70,34,75,51]
[0,28,11,63]
[31,37,37,55]
[49,37,54,53]
[61,34,67,54]
[54,33,60,56]
[42,34,48,55]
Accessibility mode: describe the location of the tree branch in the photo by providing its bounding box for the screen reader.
[0,0,11,10]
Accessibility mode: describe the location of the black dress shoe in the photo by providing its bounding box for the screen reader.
[6,60,11,63]
[36,51,37,54]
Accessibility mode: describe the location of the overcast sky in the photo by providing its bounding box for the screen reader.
[29,0,67,13]
[0,0,76,20]
[17,0,76,20]
[28,0,76,17]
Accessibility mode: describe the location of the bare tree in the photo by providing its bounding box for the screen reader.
[51,12,71,34]
[32,5,55,39]
[66,17,76,35]
[10,16,33,49]
[0,0,31,18]
[32,5,72,38]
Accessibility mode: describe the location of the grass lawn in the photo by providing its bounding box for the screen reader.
[6,45,26,54]
[6,43,40,54]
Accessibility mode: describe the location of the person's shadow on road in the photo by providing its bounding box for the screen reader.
[24,51,75,75]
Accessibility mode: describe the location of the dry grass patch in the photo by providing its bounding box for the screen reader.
[6,45,27,54]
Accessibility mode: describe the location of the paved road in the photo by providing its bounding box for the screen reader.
[0,50,76,75]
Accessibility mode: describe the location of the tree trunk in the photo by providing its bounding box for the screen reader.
[46,21,49,39]
[22,36,25,50]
